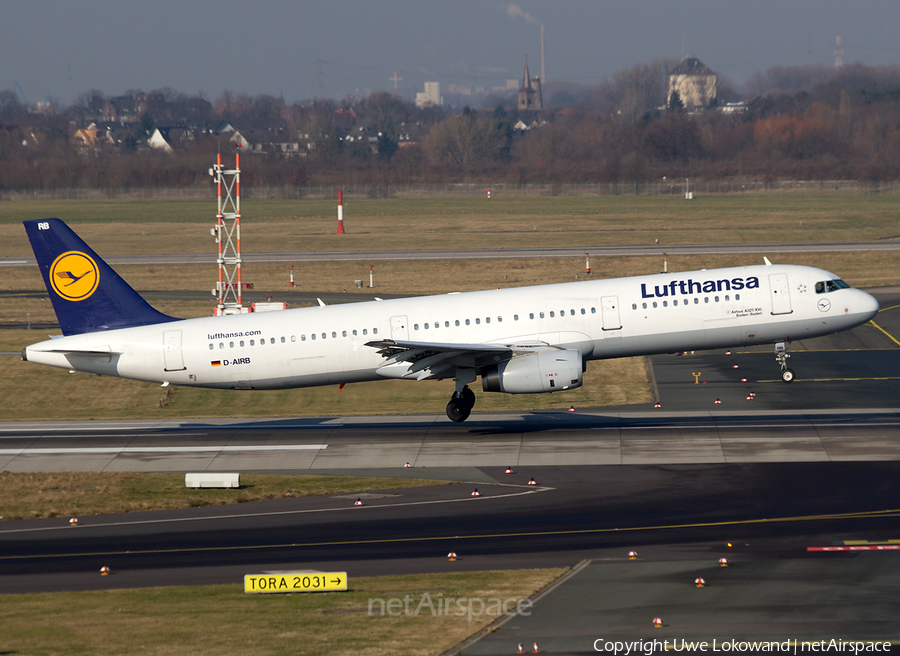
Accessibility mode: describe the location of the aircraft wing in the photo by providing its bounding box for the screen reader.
[364,339,549,380]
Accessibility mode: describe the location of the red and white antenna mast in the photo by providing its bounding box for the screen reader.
[210,147,243,315]
[834,34,844,69]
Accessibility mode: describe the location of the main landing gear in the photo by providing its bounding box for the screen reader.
[446,385,476,422]
[775,341,795,383]
[447,367,477,423]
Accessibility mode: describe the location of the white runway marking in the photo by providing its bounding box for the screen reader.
[0,445,328,455]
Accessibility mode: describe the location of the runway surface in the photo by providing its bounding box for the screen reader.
[0,289,898,648]
[1,240,899,268]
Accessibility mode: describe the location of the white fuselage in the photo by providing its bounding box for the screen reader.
[24,264,879,391]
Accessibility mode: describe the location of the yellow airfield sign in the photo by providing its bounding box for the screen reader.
[244,571,348,594]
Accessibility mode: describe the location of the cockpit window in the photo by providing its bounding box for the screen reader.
[815,279,849,294]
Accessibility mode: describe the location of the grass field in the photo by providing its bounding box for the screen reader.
[1,195,898,256]
[0,569,566,656]
[0,471,453,520]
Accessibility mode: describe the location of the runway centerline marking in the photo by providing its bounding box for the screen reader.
[0,483,552,537]
[3,506,896,559]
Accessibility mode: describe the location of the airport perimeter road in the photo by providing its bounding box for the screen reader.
[2,241,900,267]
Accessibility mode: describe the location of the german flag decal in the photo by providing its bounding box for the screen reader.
[211,361,222,367]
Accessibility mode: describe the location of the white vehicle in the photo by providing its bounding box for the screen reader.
[23,219,879,422]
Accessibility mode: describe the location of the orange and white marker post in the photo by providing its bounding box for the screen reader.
[337,189,346,234]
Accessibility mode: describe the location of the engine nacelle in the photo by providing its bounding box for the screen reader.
[481,349,583,394]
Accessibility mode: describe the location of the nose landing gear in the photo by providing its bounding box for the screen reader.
[775,341,794,383]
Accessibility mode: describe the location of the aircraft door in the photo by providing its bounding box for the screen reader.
[769,274,793,315]
[391,315,409,341]
[163,330,186,371]
[600,296,622,331]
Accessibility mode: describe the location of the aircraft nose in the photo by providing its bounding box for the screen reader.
[857,290,879,321]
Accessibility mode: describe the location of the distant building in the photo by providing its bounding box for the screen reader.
[517,61,542,110]
[668,57,717,110]
[416,82,441,108]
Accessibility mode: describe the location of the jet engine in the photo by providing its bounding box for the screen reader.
[481,349,583,394]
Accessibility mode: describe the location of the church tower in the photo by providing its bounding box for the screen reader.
[518,60,542,110]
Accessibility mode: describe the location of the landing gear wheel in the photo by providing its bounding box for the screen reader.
[781,368,795,383]
[447,385,476,423]
[446,398,471,423]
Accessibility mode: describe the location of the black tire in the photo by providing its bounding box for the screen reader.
[446,399,469,422]
[781,368,795,383]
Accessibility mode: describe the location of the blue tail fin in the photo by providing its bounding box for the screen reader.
[24,218,179,335]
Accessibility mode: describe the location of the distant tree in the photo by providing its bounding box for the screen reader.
[138,112,154,139]
[667,90,684,112]
[359,91,408,133]
[420,108,508,167]
[376,131,399,162]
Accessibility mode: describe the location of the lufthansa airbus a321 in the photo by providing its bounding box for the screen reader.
[22,219,879,422]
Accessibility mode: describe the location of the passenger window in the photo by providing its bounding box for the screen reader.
[352,329,357,336]
[270,338,275,344]
[540,312,545,318]
[570,309,575,316]
[312,334,317,340]
[581,308,586,315]
[673,300,678,306]
[514,314,519,321]
[424,323,429,329]
[642,303,647,309]
[725,295,730,301]
[465,319,470,325]
[652,302,657,308]
[363,329,367,335]
[632,304,637,310]
[209,343,214,350]
[704,298,709,304]
[497,316,502,322]
[220,343,224,349]
[486,317,490,324]
[694,298,699,304]
[373,328,378,334]
[591,307,596,314]
[736,294,741,301]
[414,324,419,330]
[240,340,244,347]
[455,320,460,326]
[331,332,336,339]
[445,321,450,327]
[475,318,480,324]
[529,313,534,319]
[550,311,555,318]
[662,301,667,307]
[342,330,347,337]
[301,335,306,341]
[714,296,719,302]
[250,339,255,346]
[229,341,234,348]
[281,337,286,343]
[321,333,326,339]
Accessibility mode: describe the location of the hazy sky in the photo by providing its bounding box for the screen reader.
[3,1,899,105]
